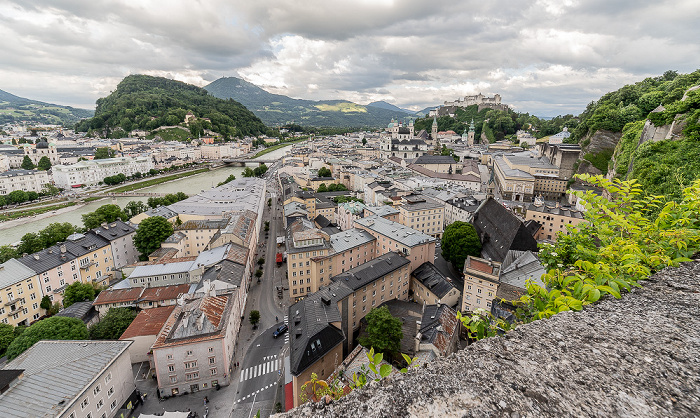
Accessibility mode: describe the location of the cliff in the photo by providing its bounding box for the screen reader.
[281,260,700,417]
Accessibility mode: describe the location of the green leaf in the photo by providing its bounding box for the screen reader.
[379,364,392,378]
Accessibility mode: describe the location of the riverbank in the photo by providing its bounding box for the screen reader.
[0,202,86,232]
[0,201,77,222]
[106,168,210,193]
[252,139,305,158]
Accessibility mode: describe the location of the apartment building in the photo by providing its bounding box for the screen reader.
[410,262,460,308]
[397,195,445,238]
[0,340,135,418]
[354,215,436,271]
[52,156,154,188]
[444,196,481,226]
[161,219,229,257]
[362,205,399,222]
[0,169,51,195]
[89,221,138,270]
[335,201,366,231]
[0,259,43,326]
[151,289,241,396]
[525,203,585,242]
[288,252,410,408]
[286,219,332,300]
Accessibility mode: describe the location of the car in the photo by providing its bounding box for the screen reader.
[273,324,288,338]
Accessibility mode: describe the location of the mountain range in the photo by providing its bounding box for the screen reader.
[205,77,427,128]
[0,89,93,126]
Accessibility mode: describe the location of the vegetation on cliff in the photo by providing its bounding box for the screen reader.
[75,75,267,139]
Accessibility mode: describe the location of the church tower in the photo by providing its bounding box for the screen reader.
[431,116,438,140]
[467,118,476,146]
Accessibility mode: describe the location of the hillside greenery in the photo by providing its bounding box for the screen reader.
[75,75,267,139]
[0,88,93,125]
[205,76,413,128]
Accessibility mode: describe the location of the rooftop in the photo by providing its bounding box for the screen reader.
[331,252,409,291]
[0,259,37,289]
[411,262,458,299]
[120,305,176,339]
[355,215,435,247]
[329,229,376,253]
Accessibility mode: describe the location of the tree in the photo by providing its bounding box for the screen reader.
[441,221,482,271]
[17,233,43,255]
[242,167,254,177]
[5,316,89,360]
[21,155,35,170]
[40,295,52,311]
[358,306,403,355]
[94,147,114,159]
[249,310,260,327]
[264,221,270,232]
[133,216,174,259]
[89,308,137,340]
[42,183,61,196]
[362,137,367,146]
[258,257,265,266]
[217,174,237,187]
[82,204,127,229]
[7,190,28,204]
[26,191,39,201]
[124,200,148,218]
[37,156,52,171]
[255,269,263,278]
[62,282,96,308]
[0,245,18,263]
[0,323,16,356]
[317,166,332,178]
[317,183,328,193]
[38,222,78,249]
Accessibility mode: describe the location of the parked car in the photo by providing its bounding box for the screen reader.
[273,324,288,338]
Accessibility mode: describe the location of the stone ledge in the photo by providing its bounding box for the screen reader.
[280,261,700,417]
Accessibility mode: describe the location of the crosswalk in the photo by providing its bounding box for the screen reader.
[283,315,289,344]
[240,357,280,382]
[235,382,276,404]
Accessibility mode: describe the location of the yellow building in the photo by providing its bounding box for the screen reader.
[461,256,501,312]
[525,203,585,242]
[397,195,445,239]
[0,259,43,326]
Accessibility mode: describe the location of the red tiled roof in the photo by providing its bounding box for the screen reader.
[93,287,143,305]
[119,305,176,339]
[468,258,496,275]
[140,284,191,302]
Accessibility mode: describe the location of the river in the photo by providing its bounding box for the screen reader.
[0,145,291,246]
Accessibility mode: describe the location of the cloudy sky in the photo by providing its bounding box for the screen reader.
[1,0,699,116]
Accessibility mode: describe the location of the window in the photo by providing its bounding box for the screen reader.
[97,399,104,409]
[80,398,89,409]
[210,368,217,376]
[107,387,114,397]
[186,350,193,356]
[168,365,175,372]
[209,347,214,352]
[93,385,101,395]
[167,354,173,360]
[105,372,112,383]
[186,372,199,381]
[110,400,117,411]
[170,376,178,383]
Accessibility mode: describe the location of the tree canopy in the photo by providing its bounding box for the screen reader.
[82,204,127,229]
[5,316,89,360]
[20,155,34,170]
[89,308,137,340]
[441,221,482,271]
[94,147,115,159]
[0,323,15,357]
[317,166,332,178]
[16,222,78,255]
[62,282,97,308]
[37,156,52,170]
[133,216,174,259]
[358,306,403,355]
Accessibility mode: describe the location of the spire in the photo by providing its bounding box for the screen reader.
[469,118,475,132]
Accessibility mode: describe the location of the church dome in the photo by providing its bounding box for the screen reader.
[36,140,49,149]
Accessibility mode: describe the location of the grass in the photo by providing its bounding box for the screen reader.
[0,202,77,221]
[108,168,209,193]
[146,127,192,142]
[253,139,306,158]
[83,196,104,203]
[314,103,367,113]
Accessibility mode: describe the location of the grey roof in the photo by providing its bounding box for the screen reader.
[355,216,435,247]
[288,281,353,375]
[499,250,546,288]
[494,156,534,179]
[89,220,136,242]
[0,169,42,178]
[472,197,539,262]
[54,301,97,324]
[446,196,481,212]
[400,196,444,212]
[526,204,584,219]
[419,304,458,345]
[414,155,461,165]
[193,244,231,268]
[199,259,246,289]
[411,262,458,299]
[0,340,132,418]
[331,252,409,291]
[168,177,265,216]
[0,259,37,289]
[506,153,558,170]
[143,206,178,219]
[363,205,399,217]
[128,260,195,279]
[329,229,376,253]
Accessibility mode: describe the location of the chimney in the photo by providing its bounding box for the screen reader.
[60,245,66,254]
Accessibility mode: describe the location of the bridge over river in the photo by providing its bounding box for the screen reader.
[221,158,276,166]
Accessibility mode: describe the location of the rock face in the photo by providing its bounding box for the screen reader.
[581,129,622,155]
[280,261,700,418]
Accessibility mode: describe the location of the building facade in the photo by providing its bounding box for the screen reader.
[0,169,51,195]
[0,259,43,326]
[52,156,154,188]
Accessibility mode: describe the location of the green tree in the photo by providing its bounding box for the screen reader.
[124,200,148,218]
[255,269,263,278]
[362,138,367,146]
[37,156,52,171]
[0,323,16,356]
[42,183,61,196]
[21,155,35,170]
[249,310,260,327]
[62,282,96,308]
[5,316,89,360]
[317,167,332,178]
[7,190,28,204]
[441,221,482,271]
[17,233,44,255]
[0,245,18,263]
[26,191,39,201]
[133,216,174,260]
[217,174,237,187]
[40,295,52,311]
[82,204,128,229]
[94,147,114,159]
[38,222,77,249]
[89,308,137,340]
[358,306,403,355]
[242,167,254,177]
[317,183,328,193]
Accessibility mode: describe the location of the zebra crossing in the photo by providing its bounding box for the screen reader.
[239,357,280,382]
[283,315,289,344]
[235,382,276,404]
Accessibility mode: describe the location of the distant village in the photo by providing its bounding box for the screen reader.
[0,102,594,416]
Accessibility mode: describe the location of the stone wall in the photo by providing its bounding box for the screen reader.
[280,260,700,417]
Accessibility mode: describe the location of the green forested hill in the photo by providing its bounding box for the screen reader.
[204,76,412,128]
[75,75,267,139]
[0,88,93,125]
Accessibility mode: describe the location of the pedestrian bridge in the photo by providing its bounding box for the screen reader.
[222,158,275,166]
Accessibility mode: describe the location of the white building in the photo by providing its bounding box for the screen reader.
[89,221,138,270]
[0,340,135,418]
[0,169,51,195]
[52,156,154,188]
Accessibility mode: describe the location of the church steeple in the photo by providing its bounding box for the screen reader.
[467,118,475,146]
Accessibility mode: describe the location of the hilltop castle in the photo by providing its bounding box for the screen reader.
[430,93,509,117]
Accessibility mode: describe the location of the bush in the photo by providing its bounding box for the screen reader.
[5,316,89,359]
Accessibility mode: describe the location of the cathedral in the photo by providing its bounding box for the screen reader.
[380,118,429,161]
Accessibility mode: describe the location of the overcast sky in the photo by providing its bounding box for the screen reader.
[1,0,698,116]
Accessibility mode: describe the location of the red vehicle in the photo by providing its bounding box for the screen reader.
[276,253,283,266]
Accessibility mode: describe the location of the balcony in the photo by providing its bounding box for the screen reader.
[4,297,24,307]
[79,261,96,270]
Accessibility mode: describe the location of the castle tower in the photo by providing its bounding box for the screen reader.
[467,118,476,146]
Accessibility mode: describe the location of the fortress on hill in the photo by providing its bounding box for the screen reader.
[430,93,509,116]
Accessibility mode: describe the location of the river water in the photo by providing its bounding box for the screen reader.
[0,145,290,246]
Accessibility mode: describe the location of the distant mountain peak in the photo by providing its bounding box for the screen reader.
[367,100,413,114]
